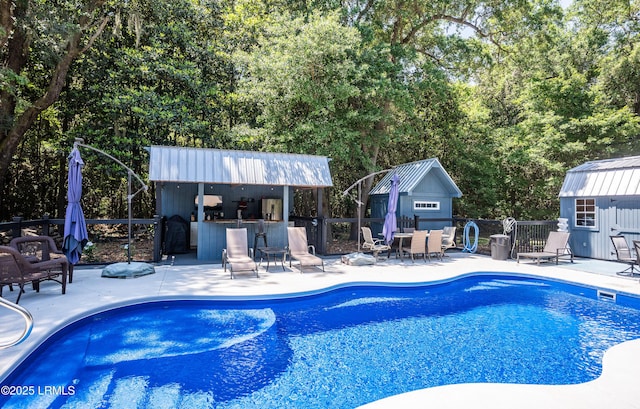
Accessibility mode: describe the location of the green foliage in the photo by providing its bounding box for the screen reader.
[234,10,396,210]
[2,0,640,222]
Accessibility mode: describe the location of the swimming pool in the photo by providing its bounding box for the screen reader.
[2,273,640,408]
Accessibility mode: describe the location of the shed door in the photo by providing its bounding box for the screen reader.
[613,198,640,235]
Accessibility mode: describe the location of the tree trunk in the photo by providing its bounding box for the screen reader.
[0,1,109,191]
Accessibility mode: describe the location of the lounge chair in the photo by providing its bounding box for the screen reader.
[361,227,391,259]
[407,230,429,263]
[10,235,74,283]
[222,228,258,279]
[441,226,457,256]
[517,231,573,265]
[610,235,638,276]
[0,246,68,303]
[427,230,443,262]
[287,227,324,272]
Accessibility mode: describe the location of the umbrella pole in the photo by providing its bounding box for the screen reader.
[357,182,361,253]
[128,171,132,264]
[73,139,148,265]
[342,167,395,254]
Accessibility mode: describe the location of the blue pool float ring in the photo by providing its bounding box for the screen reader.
[462,221,479,253]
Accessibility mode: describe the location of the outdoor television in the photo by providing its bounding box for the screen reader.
[194,194,223,208]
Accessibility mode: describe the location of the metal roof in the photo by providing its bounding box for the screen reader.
[369,158,462,197]
[559,155,640,197]
[148,146,333,187]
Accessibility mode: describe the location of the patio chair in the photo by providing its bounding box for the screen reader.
[441,226,457,256]
[517,231,573,265]
[361,227,391,259]
[222,228,258,279]
[10,235,74,283]
[610,235,638,276]
[407,230,429,263]
[287,227,324,272]
[427,230,443,262]
[0,246,68,304]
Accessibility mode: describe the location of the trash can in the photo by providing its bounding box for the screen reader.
[490,234,510,260]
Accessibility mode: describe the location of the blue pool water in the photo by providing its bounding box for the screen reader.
[3,274,640,408]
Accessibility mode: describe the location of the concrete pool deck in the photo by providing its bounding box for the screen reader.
[1,251,640,408]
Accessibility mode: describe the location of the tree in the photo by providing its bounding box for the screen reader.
[47,0,231,218]
[234,5,476,217]
[4,0,640,223]
[0,0,110,195]
[466,0,640,219]
[234,11,381,209]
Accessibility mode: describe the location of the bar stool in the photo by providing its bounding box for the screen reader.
[253,219,268,256]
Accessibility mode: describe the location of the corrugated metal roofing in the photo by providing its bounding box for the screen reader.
[559,155,640,197]
[148,146,333,187]
[369,158,462,197]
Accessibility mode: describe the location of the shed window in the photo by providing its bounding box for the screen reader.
[575,198,596,227]
[414,201,440,211]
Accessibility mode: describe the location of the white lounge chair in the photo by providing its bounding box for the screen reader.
[441,226,457,256]
[223,228,258,279]
[287,227,324,272]
[517,231,573,265]
[361,227,391,259]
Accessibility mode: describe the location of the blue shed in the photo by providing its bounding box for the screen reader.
[559,155,640,260]
[369,158,462,232]
[148,146,333,261]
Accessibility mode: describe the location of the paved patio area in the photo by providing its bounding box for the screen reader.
[1,251,640,408]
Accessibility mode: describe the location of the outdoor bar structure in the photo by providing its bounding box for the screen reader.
[148,146,333,261]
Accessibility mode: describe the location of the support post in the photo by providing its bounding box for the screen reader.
[153,214,163,262]
[42,214,51,236]
[11,217,22,239]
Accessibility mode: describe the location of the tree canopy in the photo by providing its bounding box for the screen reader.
[1,0,639,221]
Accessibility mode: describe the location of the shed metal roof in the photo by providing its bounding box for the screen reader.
[148,146,333,187]
[369,158,462,197]
[559,155,640,197]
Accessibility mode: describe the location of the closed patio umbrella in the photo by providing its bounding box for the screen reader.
[63,147,88,264]
[382,173,400,245]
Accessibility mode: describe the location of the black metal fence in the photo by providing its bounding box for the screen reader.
[290,216,559,258]
[1,215,559,264]
[0,215,163,264]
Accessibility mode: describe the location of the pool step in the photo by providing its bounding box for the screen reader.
[61,372,113,409]
[61,375,214,409]
[110,376,148,408]
[147,383,181,408]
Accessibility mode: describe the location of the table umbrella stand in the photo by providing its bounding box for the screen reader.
[72,139,153,278]
[342,167,395,264]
